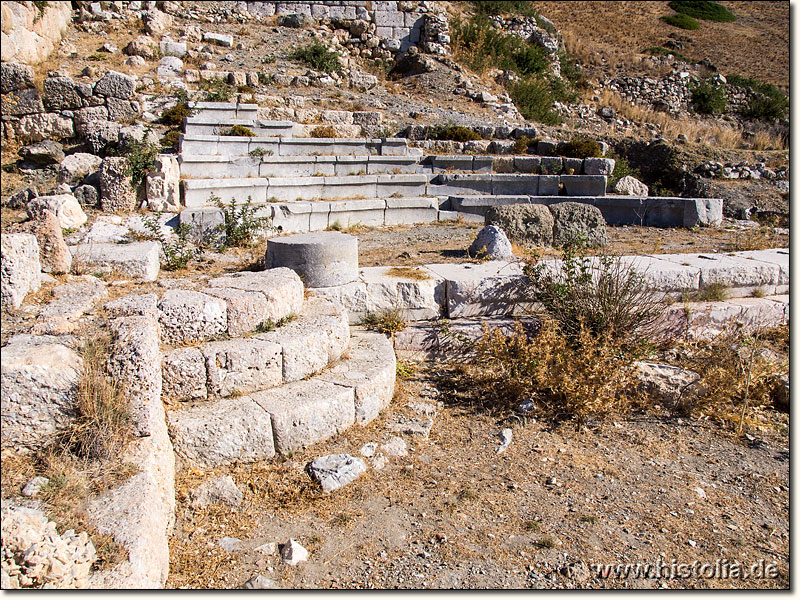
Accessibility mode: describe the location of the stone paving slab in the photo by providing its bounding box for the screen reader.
[654,252,781,297]
[69,241,160,281]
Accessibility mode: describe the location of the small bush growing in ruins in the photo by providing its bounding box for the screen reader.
[255,313,297,333]
[160,96,194,128]
[142,211,201,271]
[249,147,273,157]
[222,124,256,137]
[509,78,564,125]
[523,241,667,349]
[429,124,482,143]
[291,42,343,74]
[513,136,537,154]
[362,306,408,337]
[311,125,339,138]
[669,0,736,22]
[212,195,273,250]
[690,81,727,115]
[660,13,700,30]
[125,140,161,189]
[199,77,232,102]
[160,129,181,151]
[607,153,642,188]
[469,1,538,17]
[63,336,132,461]
[560,136,603,158]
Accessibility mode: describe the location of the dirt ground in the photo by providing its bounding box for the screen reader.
[166,359,789,590]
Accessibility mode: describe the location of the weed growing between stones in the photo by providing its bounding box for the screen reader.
[396,360,416,380]
[385,266,432,281]
[681,282,730,302]
[142,211,202,271]
[124,140,161,189]
[560,135,604,158]
[248,147,273,157]
[198,77,232,102]
[311,125,339,138]
[690,80,727,115]
[212,195,274,250]
[362,306,408,337]
[254,313,297,333]
[291,41,343,74]
[222,124,256,137]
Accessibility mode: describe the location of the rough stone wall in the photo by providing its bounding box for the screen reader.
[0,1,73,65]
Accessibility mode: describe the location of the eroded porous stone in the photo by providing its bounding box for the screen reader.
[99,157,137,214]
[549,202,608,247]
[168,396,276,467]
[69,241,160,282]
[145,154,180,212]
[614,175,649,196]
[28,210,71,274]
[104,293,159,320]
[189,476,243,508]
[26,194,87,230]
[0,335,81,451]
[157,290,227,345]
[306,454,367,493]
[468,225,513,259]
[634,362,705,409]
[206,268,304,328]
[202,338,283,398]
[162,347,207,402]
[58,153,103,185]
[1,233,41,310]
[266,232,358,287]
[485,204,554,247]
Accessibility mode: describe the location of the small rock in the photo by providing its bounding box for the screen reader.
[370,454,387,470]
[280,539,309,565]
[406,401,437,417]
[390,416,433,438]
[190,475,243,508]
[360,442,378,458]
[21,476,50,497]
[306,454,367,493]
[255,542,277,555]
[695,487,706,499]
[239,575,278,589]
[496,428,512,454]
[687,539,697,547]
[381,436,408,457]
[218,537,241,551]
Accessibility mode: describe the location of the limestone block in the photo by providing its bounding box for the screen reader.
[26,194,87,229]
[560,175,607,196]
[202,287,271,337]
[307,454,367,493]
[13,112,74,142]
[99,157,137,214]
[31,275,107,335]
[168,396,275,467]
[266,232,358,287]
[206,268,303,323]
[93,70,136,100]
[250,380,355,455]
[57,153,103,185]
[384,197,438,225]
[307,281,369,324]
[69,241,160,282]
[618,255,700,294]
[656,252,780,295]
[734,249,789,286]
[1,335,81,451]
[583,157,615,176]
[162,347,207,401]
[202,338,282,398]
[43,75,81,111]
[104,293,159,320]
[1,233,40,310]
[1,86,43,115]
[157,290,227,345]
[145,154,180,212]
[360,266,445,320]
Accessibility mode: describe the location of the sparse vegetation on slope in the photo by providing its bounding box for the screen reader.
[660,13,700,30]
[668,0,736,22]
[291,41,343,74]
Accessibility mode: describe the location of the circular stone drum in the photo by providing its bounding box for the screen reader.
[265,231,358,288]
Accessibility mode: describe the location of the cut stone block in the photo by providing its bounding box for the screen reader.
[655,252,780,297]
[201,287,272,337]
[732,248,789,287]
[321,175,378,199]
[425,260,529,318]
[269,202,313,234]
[491,174,540,195]
[360,265,445,320]
[376,173,428,197]
[254,297,349,383]
[307,454,367,493]
[206,268,304,324]
[583,157,615,176]
[327,198,386,228]
[1,233,41,310]
[617,255,700,295]
[157,290,227,345]
[538,175,559,195]
[182,177,268,208]
[1,335,81,451]
[267,176,324,202]
[307,281,369,325]
[560,175,607,196]
[162,347,207,401]
[250,379,355,455]
[202,338,283,397]
[317,331,396,424]
[513,156,541,174]
[32,275,107,335]
[384,197,438,225]
[685,296,789,340]
[266,232,358,287]
[104,293,159,320]
[179,207,224,244]
[69,241,160,282]
[168,396,275,467]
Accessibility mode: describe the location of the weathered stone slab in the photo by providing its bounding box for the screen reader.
[69,242,160,282]
[157,290,227,345]
[182,177,269,208]
[560,175,607,196]
[168,395,275,467]
[202,338,283,397]
[424,260,529,318]
[307,281,369,325]
[617,255,701,295]
[733,249,789,287]
[685,296,789,340]
[384,197,438,225]
[327,198,386,228]
[104,293,159,320]
[1,233,41,310]
[32,275,107,335]
[250,380,355,455]
[306,454,367,493]
[655,252,780,296]
[360,266,445,320]
[1,335,81,451]
[206,268,303,323]
[201,287,271,337]
[162,347,207,402]
[266,232,358,287]
[317,331,396,424]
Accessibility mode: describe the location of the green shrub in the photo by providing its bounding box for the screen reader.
[513,136,537,154]
[660,13,700,30]
[523,241,667,348]
[429,124,482,142]
[212,195,273,250]
[291,42,343,74]
[142,211,201,271]
[160,102,193,127]
[222,124,256,137]
[509,78,563,125]
[668,0,736,22]
[125,141,161,189]
[160,129,181,151]
[690,81,727,115]
[362,306,408,337]
[726,75,788,120]
[560,136,603,159]
[249,147,273,157]
[643,46,694,63]
[469,0,538,17]
[199,77,231,102]
[311,125,339,138]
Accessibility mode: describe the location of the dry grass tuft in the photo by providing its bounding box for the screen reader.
[362,306,408,337]
[386,266,432,281]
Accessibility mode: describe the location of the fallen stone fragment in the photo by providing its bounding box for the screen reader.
[21,476,50,497]
[307,453,367,493]
[381,436,408,457]
[390,416,433,438]
[190,476,243,508]
[280,539,309,566]
[239,575,279,589]
[360,442,378,457]
[218,537,241,551]
[497,428,512,454]
[255,542,277,555]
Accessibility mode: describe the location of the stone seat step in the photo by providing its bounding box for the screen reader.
[393,295,789,359]
[178,154,421,178]
[68,241,161,282]
[181,173,430,207]
[187,101,258,121]
[180,197,439,235]
[424,154,615,176]
[445,194,723,227]
[157,267,304,346]
[161,296,350,402]
[179,134,415,157]
[183,116,294,137]
[427,173,607,197]
[166,330,396,467]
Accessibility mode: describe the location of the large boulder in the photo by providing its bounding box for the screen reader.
[485,204,554,247]
[57,153,103,185]
[1,233,41,310]
[548,202,608,247]
[99,157,137,213]
[42,75,82,111]
[614,175,649,197]
[28,210,72,274]
[0,335,81,451]
[93,70,136,100]
[18,140,64,166]
[142,10,173,37]
[0,61,35,93]
[11,112,74,142]
[123,35,159,60]
[468,225,513,259]
[26,194,87,229]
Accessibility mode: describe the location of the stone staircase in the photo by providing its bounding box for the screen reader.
[154,267,396,468]
[176,102,723,236]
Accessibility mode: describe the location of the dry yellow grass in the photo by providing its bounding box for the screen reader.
[385,266,432,281]
[596,89,787,150]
